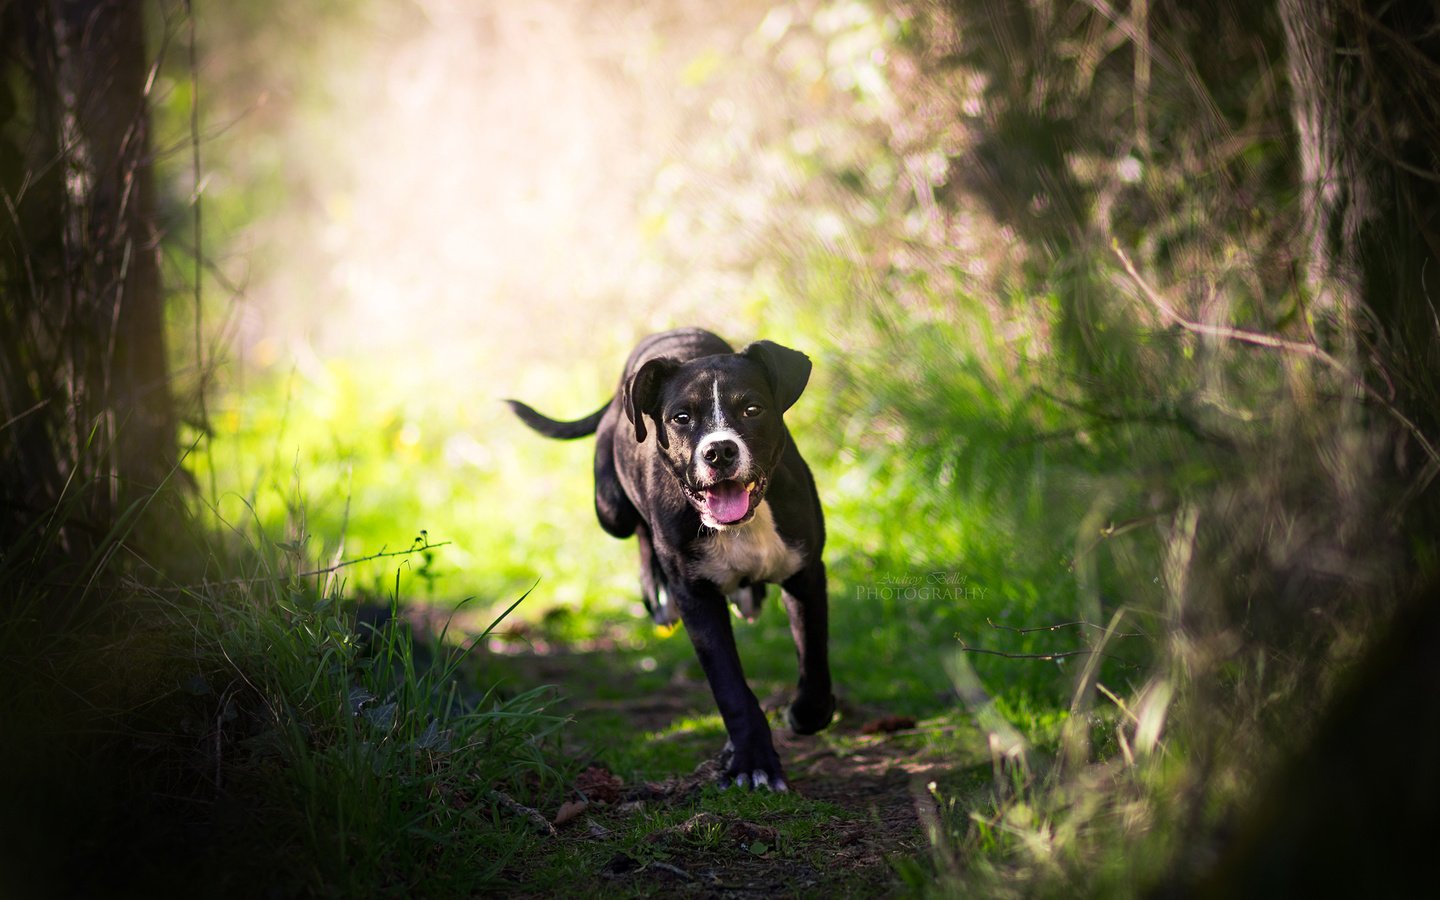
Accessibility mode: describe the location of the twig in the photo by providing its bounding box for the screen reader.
[1095,682,1138,725]
[0,397,50,432]
[489,789,556,837]
[1030,385,1237,449]
[985,617,1149,639]
[956,639,1134,668]
[292,540,452,580]
[1112,242,1440,465]
[136,539,451,594]
[645,861,693,881]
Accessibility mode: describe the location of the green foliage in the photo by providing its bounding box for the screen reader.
[172,498,572,896]
[36,0,1424,895]
[1,451,568,896]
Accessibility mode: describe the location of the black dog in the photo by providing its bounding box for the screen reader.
[508,328,835,789]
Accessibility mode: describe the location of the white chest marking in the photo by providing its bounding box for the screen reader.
[691,501,804,594]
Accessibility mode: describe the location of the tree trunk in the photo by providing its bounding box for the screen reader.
[1280,0,1440,459]
[0,0,176,560]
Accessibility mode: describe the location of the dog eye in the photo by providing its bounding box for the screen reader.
[742,404,763,417]
[671,412,691,425]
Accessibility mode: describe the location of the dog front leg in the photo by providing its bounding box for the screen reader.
[781,561,836,735]
[672,581,785,790]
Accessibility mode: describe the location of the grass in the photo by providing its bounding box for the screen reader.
[0,467,576,897]
[199,579,567,896]
[5,0,1430,892]
[147,262,1143,895]
[4,243,1328,898]
[6,261,1389,896]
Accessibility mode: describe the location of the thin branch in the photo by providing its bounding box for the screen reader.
[489,789,556,837]
[955,641,1138,667]
[0,397,51,433]
[292,540,452,581]
[985,617,1150,639]
[644,862,693,881]
[1112,241,1440,465]
[135,539,452,594]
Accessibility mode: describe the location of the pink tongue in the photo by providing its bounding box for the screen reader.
[705,481,750,523]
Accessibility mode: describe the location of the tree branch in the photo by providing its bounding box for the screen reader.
[1112,241,1440,465]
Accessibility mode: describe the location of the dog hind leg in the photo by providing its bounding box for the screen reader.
[636,523,677,625]
[729,582,765,622]
[780,561,836,735]
[593,417,639,539]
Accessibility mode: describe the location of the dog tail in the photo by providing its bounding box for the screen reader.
[505,398,609,440]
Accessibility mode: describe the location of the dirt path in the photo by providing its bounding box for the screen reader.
[478,643,982,897]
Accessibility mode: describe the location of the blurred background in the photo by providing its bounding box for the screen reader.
[174,0,1049,640]
[4,0,1438,894]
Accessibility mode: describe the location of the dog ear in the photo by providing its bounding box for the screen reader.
[624,357,679,445]
[741,341,811,412]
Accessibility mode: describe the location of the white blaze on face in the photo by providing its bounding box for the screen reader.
[694,375,752,481]
[712,376,727,428]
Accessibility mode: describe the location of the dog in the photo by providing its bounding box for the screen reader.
[507,328,835,790]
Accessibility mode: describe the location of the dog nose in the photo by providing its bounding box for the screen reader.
[702,439,738,467]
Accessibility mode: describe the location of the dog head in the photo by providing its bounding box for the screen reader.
[624,340,811,529]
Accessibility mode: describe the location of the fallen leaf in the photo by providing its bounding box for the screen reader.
[861,715,917,734]
[729,821,778,844]
[554,799,589,826]
[576,765,624,803]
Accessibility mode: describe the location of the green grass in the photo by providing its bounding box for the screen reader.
[0,463,580,897]
[191,275,1132,722]
[2,266,1314,897]
[509,788,856,896]
[200,582,566,896]
[151,257,1172,896]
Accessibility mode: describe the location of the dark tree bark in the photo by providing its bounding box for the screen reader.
[1170,2,1440,889]
[1,0,177,561]
[1281,0,1440,515]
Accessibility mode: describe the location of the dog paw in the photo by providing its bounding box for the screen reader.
[642,584,680,626]
[785,692,836,735]
[731,770,787,792]
[727,584,764,622]
[718,740,788,792]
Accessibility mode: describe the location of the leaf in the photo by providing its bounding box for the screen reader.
[860,714,917,734]
[749,841,770,856]
[348,686,376,714]
[553,800,588,826]
[575,765,624,803]
[363,701,396,732]
[417,719,452,751]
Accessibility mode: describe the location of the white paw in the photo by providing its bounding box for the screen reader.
[729,587,760,621]
[653,585,679,625]
[730,770,787,792]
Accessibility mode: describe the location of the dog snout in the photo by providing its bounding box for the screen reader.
[702,439,739,469]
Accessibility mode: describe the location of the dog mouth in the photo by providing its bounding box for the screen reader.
[687,476,765,527]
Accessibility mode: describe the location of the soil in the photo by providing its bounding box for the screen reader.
[480,644,975,898]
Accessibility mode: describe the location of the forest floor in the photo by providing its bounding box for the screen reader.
[461,625,993,898]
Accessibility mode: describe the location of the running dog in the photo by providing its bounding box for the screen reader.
[508,328,835,789]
